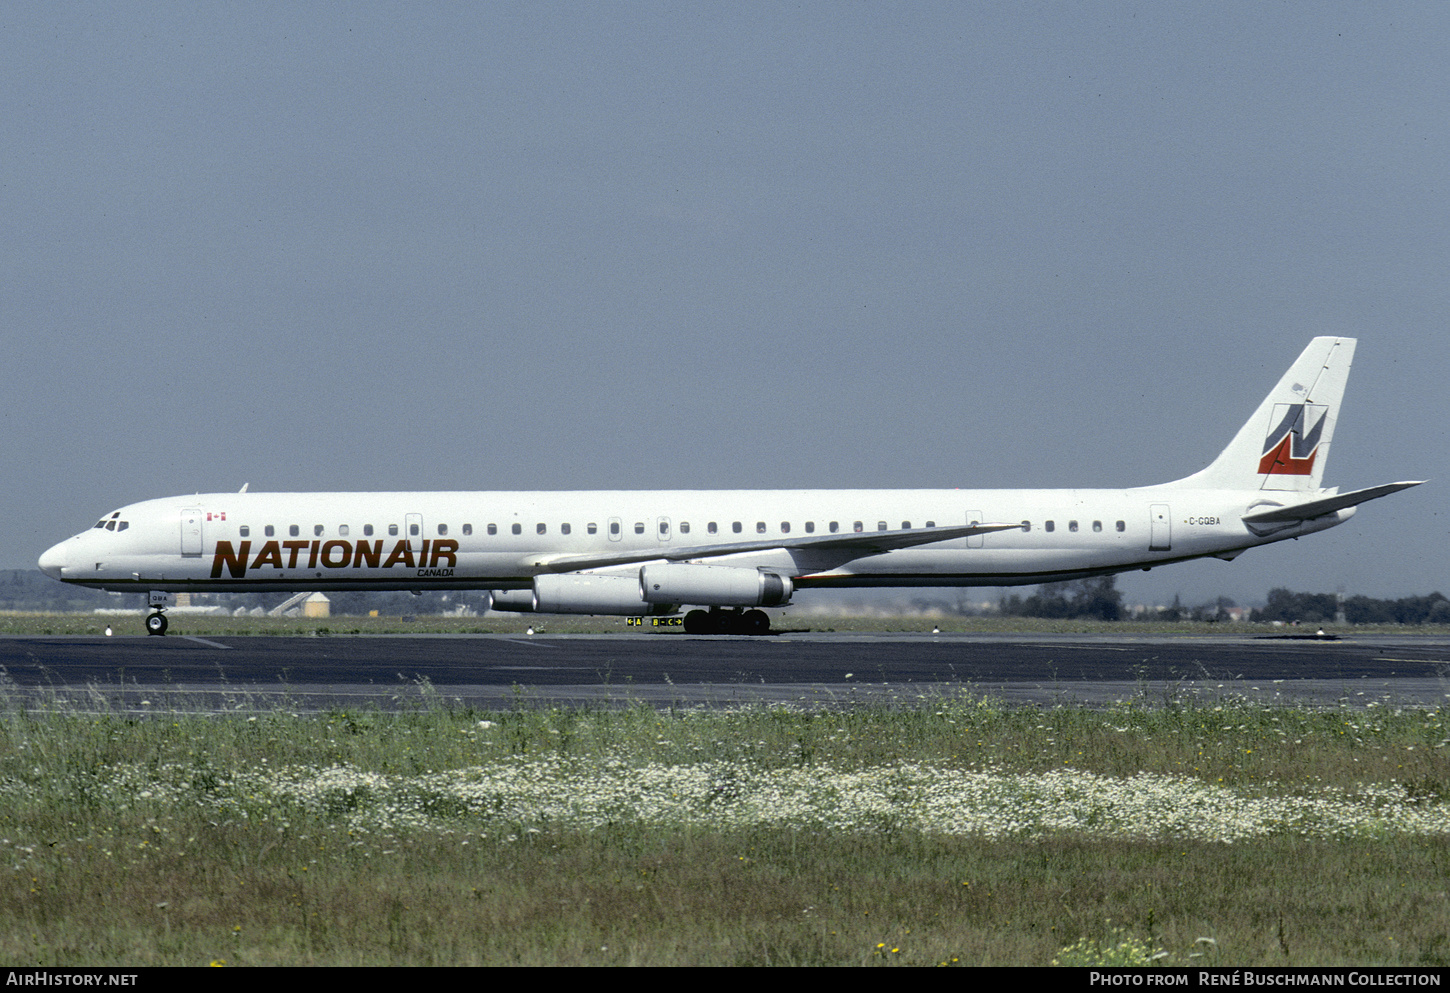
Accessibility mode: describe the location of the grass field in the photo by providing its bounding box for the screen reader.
[1,688,1447,966]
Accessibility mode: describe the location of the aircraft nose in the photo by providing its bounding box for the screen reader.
[38,541,68,580]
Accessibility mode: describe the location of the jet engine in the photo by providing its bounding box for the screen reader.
[638,563,793,608]
[489,574,675,615]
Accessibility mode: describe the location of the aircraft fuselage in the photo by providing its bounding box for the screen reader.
[38,485,1347,595]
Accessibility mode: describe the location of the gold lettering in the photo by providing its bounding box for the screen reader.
[250,541,283,570]
[382,540,415,569]
[211,540,251,579]
[352,539,381,568]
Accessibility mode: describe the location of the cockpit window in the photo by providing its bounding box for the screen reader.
[94,511,127,532]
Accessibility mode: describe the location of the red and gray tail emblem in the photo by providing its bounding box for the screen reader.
[1258,403,1327,476]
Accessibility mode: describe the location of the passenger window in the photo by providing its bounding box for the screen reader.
[707,522,718,534]
[1092,521,1102,532]
[388,524,398,536]
[437,524,447,536]
[680,522,690,534]
[733,522,743,533]
[830,522,839,533]
[853,521,863,532]
[757,522,767,533]
[1116,520,1126,532]
[240,526,250,537]
[561,523,571,535]
[634,522,645,535]
[805,521,815,533]
[290,525,301,537]
[1021,521,1031,532]
[409,523,419,537]
[363,525,372,537]
[587,523,597,534]
[877,521,887,531]
[659,521,669,535]
[1069,521,1078,532]
[1045,521,1055,532]
[537,523,547,534]
[926,520,935,528]
[463,524,473,536]
[512,523,522,535]
[315,525,325,537]
[488,524,498,535]
[780,522,790,533]
[901,521,911,530]
[339,525,350,537]
[610,522,621,536]
[266,525,275,537]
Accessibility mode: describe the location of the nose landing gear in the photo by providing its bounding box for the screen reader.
[146,591,174,637]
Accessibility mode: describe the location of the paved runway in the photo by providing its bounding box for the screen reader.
[3,630,1447,712]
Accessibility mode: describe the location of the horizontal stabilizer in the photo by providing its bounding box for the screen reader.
[531,521,1023,573]
[1241,481,1424,525]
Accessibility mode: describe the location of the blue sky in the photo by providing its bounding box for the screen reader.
[4,3,1445,607]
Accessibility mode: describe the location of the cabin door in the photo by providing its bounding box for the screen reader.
[1149,504,1172,551]
[180,508,203,557]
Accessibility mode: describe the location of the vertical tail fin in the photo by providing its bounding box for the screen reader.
[1167,337,1355,492]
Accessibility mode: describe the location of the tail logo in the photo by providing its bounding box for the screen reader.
[1258,403,1327,476]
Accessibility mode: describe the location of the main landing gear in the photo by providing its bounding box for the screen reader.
[683,608,772,636]
[145,612,168,636]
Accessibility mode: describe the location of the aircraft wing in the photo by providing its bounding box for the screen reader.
[1241,481,1424,525]
[528,521,1023,573]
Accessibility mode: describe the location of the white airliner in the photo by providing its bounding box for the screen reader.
[39,337,1420,635]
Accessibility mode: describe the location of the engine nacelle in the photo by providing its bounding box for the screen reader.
[490,575,676,615]
[639,563,793,608]
[487,589,537,612]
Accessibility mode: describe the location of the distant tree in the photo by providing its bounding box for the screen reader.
[1154,594,1184,623]
[1022,582,1073,619]
[1191,596,1237,623]
[1342,595,1394,625]
[1252,588,1338,624]
[1253,589,1450,626]
[1070,576,1124,621]
[1003,576,1122,621]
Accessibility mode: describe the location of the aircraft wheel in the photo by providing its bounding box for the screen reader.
[742,609,771,635]
[684,610,712,634]
[145,613,168,637]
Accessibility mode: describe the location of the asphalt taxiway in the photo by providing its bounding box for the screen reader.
[1,631,1446,712]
